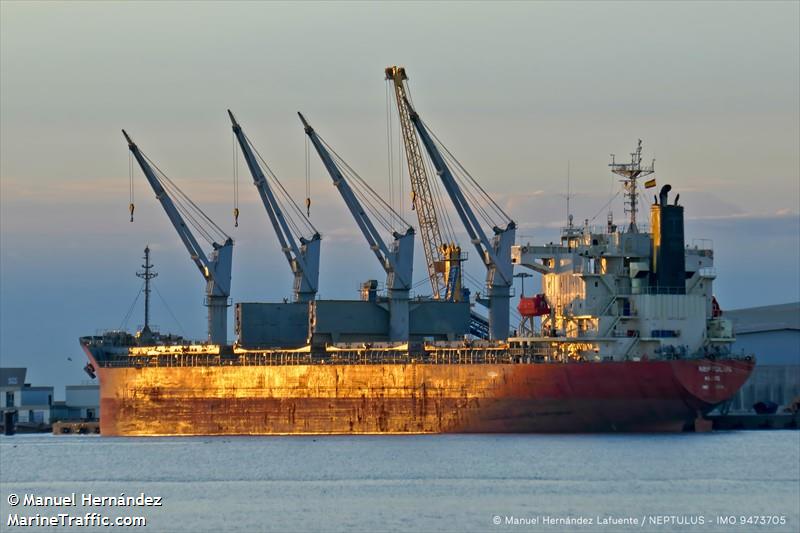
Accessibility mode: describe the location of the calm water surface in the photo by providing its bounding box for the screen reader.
[1,432,798,532]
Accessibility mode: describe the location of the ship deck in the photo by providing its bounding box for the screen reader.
[86,346,749,369]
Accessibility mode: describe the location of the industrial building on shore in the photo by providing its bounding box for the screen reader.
[713,302,799,425]
[1,367,99,431]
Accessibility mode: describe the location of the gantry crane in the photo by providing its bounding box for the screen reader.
[123,130,233,345]
[299,112,415,341]
[228,110,321,302]
[402,100,516,340]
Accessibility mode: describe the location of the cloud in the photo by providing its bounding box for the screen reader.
[2,176,127,202]
[493,190,545,213]
[686,210,799,222]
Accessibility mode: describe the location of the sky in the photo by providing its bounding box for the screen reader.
[1,1,798,394]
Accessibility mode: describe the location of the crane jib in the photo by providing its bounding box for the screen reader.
[228,110,320,301]
[122,129,233,344]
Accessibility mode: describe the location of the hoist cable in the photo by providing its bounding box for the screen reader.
[442,142,503,227]
[245,133,319,236]
[119,281,145,330]
[247,132,317,234]
[305,134,311,216]
[398,114,404,218]
[334,156,395,232]
[153,282,187,338]
[423,119,511,223]
[147,168,216,245]
[317,134,412,232]
[450,162,497,228]
[385,81,395,231]
[339,157,399,233]
[463,270,487,292]
[141,151,230,244]
[590,189,622,223]
[420,136,458,244]
[320,139,398,234]
[444,139,510,224]
[164,181,217,245]
[156,174,219,245]
[232,132,240,227]
[128,150,135,222]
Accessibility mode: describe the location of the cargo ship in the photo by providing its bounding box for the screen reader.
[79,175,753,435]
[79,71,752,435]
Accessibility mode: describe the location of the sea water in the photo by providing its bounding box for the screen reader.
[1,432,798,532]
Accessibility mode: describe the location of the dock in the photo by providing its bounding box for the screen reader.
[708,412,799,430]
[52,420,100,435]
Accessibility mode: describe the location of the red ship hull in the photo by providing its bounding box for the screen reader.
[83,347,754,435]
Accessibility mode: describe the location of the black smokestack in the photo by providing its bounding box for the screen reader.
[650,185,685,294]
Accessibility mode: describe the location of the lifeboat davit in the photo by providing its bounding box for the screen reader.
[518,294,550,317]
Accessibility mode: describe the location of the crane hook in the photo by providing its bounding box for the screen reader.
[306,197,311,217]
[233,207,239,228]
[129,203,135,222]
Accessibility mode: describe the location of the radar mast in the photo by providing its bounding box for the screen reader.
[609,140,655,232]
[136,246,157,334]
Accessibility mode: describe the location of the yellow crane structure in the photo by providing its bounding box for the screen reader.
[385,66,462,301]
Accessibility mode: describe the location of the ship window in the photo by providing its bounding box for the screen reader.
[594,281,598,287]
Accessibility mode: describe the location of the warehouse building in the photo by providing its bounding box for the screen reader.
[1,368,25,424]
[1,368,54,426]
[1,368,100,430]
[723,302,799,413]
[65,385,100,420]
[18,385,53,424]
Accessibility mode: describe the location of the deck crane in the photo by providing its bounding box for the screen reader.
[299,112,415,341]
[385,66,459,300]
[403,99,516,341]
[123,130,233,345]
[228,110,321,303]
[385,66,488,339]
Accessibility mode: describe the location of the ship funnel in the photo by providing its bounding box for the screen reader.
[659,184,672,206]
[650,184,685,294]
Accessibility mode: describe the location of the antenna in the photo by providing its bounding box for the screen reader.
[565,160,572,227]
[609,139,654,233]
[136,246,158,333]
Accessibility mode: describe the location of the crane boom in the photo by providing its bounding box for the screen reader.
[228,110,320,302]
[299,112,414,341]
[123,130,233,345]
[402,101,516,340]
[385,66,447,299]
